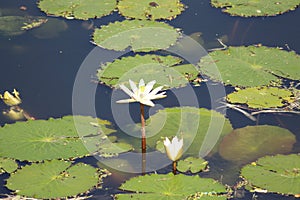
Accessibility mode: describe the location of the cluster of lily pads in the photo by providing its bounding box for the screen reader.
[0,0,299,199]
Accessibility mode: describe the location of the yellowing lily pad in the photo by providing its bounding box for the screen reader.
[38,0,116,20]
[117,0,185,20]
[199,46,300,87]
[241,154,300,196]
[227,87,294,109]
[219,125,296,164]
[92,20,180,52]
[98,54,199,89]
[0,158,18,174]
[6,160,106,199]
[0,116,132,161]
[115,173,227,199]
[177,157,208,173]
[211,0,300,17]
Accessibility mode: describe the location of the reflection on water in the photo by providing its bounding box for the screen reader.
[0,0,299,199]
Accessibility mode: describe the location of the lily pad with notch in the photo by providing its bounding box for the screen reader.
[211,0,300,17]
[219,125,296,164]
[241,154,300,196]
[115,173,227,199]
[117,0,185,20]
[98,54,199,89]
[38,0,116,20]
[199,46,300,87]
[6,159,108,199]
[0,115,132,161]
[92,20,180,52]
[177,157,208,173]
[227,87,294,109]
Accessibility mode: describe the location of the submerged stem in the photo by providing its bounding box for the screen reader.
[140,103,146,153]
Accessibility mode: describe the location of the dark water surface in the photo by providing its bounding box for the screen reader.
[0,0,299,199]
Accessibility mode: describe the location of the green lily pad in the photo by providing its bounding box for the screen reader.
[199,46,300,87]
[6,160,106,199]
[98,54,198,89]
[115,173,227,199]
[92,20,180,52]
[241,154,300,196]
[0,16,47,36]
[177,157,208,173]
[227,87,294,109]
[129,107,232,157]
[0,158,18,174]
[38,0,116,20]
[211,0,300,17]
[0,116,132,161]
[117,0,185,20]
[219,125,296,164]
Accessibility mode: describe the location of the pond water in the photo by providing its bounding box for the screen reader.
[0,0,299,199]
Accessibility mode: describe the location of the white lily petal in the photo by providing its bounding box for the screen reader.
[148,93,167,100]
[119,84,135,97]
[139,79,145,88]
[140,99,155,107]
[163,136,183,161]
[144,80,156,95]
[129,79,138,94]
[116,99,137,104]
[148,86,164,96]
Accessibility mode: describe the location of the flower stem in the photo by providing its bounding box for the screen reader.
[172,161,177,175]
[140,103,146,153]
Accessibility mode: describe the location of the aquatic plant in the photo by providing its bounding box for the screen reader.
[163,136,183,174]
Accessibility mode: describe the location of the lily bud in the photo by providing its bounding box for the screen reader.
[163,136,183,161]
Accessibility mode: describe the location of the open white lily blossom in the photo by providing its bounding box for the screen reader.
[116,79,167,107]
[164,136,183,161]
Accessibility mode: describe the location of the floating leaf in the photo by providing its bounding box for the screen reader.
[115,173,227,199]
[92,20,180,52]
[125,107,232,157]
[211,0,300,17]
[0,116,132,161]
[0,16,47,36]
[38,0,116,20]
[0,158,18,174]
[177,157,208,173]
[98,54,198,89]
[117,0,185,20]
[6,160,106,199]
[199,46,300,87]
[227,87,294,109]
[241,154,300,196]
[219,125,296,164]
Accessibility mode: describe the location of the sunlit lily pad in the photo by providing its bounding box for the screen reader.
[92,20,180,52]
[227,87,294,109]
[211,0,300,17]
[177,157,208,173]
[0,16,47,36]
[115,173,227,199]
[0,116,132,161]
[241,154,300,196]
[199,46,300,87]
[117,0,185,20]
[0,158,18,174]
[6,160,106,199]
[127,107,232,157]
[38,0,116,20]
[98,54,198,89]
[219,125,296,164]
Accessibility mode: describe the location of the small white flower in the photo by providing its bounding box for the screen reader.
[0,89,22,106]
[116,79,167,107]
[164,136,183,161]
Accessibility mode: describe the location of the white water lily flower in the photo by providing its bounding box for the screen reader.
[164,136,183,161]
[0,89,22,106]
[116,79,167,107]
